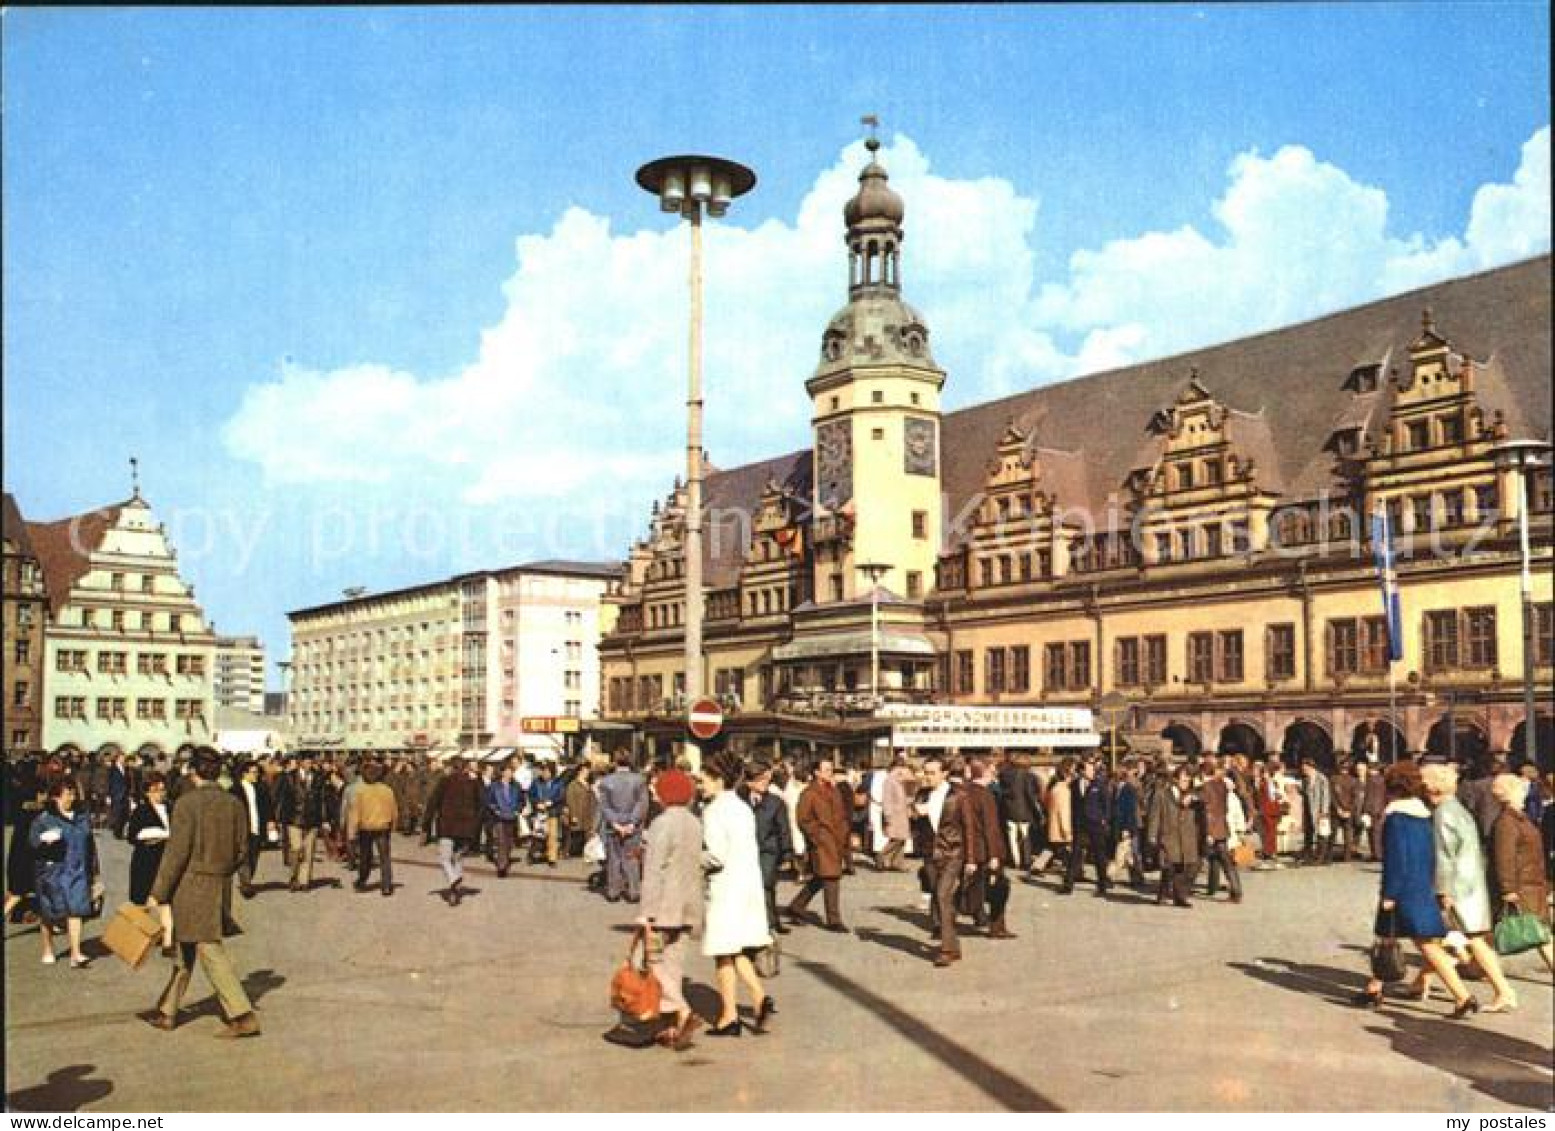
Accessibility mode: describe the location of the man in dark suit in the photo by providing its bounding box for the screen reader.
[996,752,1042,871]
[917,755,971,967]
[965,757,1016,939]
[144,748,259,1038]
[1062,758,1112,896]
[741,761,794,935]
[229,760,276,899]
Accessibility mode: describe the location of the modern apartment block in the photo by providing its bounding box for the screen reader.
[213,634,266,713]
[287,560,619,756]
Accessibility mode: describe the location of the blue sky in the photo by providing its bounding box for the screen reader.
[4,5,1550,685]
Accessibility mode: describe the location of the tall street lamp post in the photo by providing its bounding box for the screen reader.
[1493,438,1552,769]
[635,156,756,728]
[857,561,893,702]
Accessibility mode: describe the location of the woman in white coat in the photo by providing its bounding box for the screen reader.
[699,750,774,1037]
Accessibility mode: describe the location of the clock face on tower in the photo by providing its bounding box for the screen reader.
[816,420,853,508]
[904,416,937,476]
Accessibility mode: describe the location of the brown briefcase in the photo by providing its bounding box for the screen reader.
[102,903,163,969]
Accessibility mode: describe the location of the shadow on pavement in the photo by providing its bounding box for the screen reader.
[178,967,288,1023]
[1363,1016,1555,1111]
[1229,957,1369,1007]
[7,1064,114,1111]
[794,958,1062,1112]
[875,904,933,933]
[855,926,936,962]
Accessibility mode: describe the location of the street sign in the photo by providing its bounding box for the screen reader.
[687,697,724,741]
[521,716,581,735]
[1097,691,1132,731]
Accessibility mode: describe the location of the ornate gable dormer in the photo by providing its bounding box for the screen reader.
[1124,371,1286,564]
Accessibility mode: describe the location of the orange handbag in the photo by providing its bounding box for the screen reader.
[609,925,662,1021]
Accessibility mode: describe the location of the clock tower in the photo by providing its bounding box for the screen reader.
[806,131,946,604]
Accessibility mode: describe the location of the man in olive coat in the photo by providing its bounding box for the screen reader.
[787,756,851,931]
[144,748,259,1038]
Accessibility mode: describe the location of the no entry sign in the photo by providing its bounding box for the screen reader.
[687,697,724,741]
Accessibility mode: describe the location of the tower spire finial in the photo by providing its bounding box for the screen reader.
[861,113,880,155]
[129,456,141,499]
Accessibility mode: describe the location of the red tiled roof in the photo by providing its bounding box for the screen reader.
[26,502,126,617]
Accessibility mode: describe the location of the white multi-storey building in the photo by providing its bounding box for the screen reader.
[28,491,217,758]
[287,560,619,757]
[213,634,265,713]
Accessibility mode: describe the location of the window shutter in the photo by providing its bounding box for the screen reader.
[1323,622,1335,678]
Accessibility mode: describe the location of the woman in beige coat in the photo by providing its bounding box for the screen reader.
[1044,759,1075,875]
[638,769,704,1049]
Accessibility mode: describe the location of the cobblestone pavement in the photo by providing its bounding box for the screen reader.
[4,833,1552,1112]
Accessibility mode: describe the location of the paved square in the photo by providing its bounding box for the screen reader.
[5,834,1551,1112]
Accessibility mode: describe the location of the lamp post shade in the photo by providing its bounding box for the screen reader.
[635,155,756,217]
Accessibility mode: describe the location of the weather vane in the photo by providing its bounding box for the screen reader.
[861,114,880,151]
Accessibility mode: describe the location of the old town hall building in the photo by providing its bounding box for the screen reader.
[600,140,1553,770]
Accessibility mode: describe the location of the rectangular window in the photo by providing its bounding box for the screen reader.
[829,575,845,602]
[1117,637,1141,687]
[1044,643,1068,692]
[1204,459,1223,485]
[1204,525,1223,558]
[1144,635,1168,686]
[12,681,29,708]
[1328,618,1360,676]
[1188,632,1214,683]
[955,650,974,696]
[998,556,1012,585]
[905,570,923,599]
[1464,606,1497,668]
[1536,603,1554,666]
[136,698,167,721]
[110,609,125,631]
[985,648,1006,694]
[110,572,125,591]
[1411,496,1433,533]
[1440,414,1464,445]
[1010,645,1030,693]
[97,651,128,675]
[1361,616,1391,673]
[1424,610,1459,671]
[1441,489,1464,527]
[55,696,73,720]
[911,510,927,539]
[1155,533,1174,563]
[1018,554,1032,582]
[1407,420,1430,450]
[141,575,155,593]
[1069,642,1091,690]
[1217,630,1244,683]
[1177,463,1194,490]
[177,654,206,677]
[137,652,169,676]
[13,639,29,664]
[17,603,35,628]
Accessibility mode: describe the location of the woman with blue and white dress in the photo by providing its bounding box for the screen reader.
[29,778,100,968]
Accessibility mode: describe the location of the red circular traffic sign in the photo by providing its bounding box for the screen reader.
[687,697,724,741]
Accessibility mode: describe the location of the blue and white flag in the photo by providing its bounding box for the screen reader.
[1371,507,1403,663]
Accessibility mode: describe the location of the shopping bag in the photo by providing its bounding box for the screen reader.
[754,936,782,978]
[1493,905,1552,956]
[1370,907,1407,983]
[609,926,662,1021]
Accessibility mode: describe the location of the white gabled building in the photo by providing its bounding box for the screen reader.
[28,491,217,758]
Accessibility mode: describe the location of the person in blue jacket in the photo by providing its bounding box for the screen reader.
[1109,760,1146,890]
[1351,760,1478,1017]
[484,762,526,878]
[528,761,567,867]
[29,777,100,967]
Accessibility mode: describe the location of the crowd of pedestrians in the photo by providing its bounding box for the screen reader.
[4,740,1552,1050]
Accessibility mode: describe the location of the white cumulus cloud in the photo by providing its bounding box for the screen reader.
[224,125,1550,533]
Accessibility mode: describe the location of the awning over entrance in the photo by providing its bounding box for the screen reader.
[772,630,936,662]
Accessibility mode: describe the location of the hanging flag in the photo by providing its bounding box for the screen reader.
[1371,505,1404,663]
